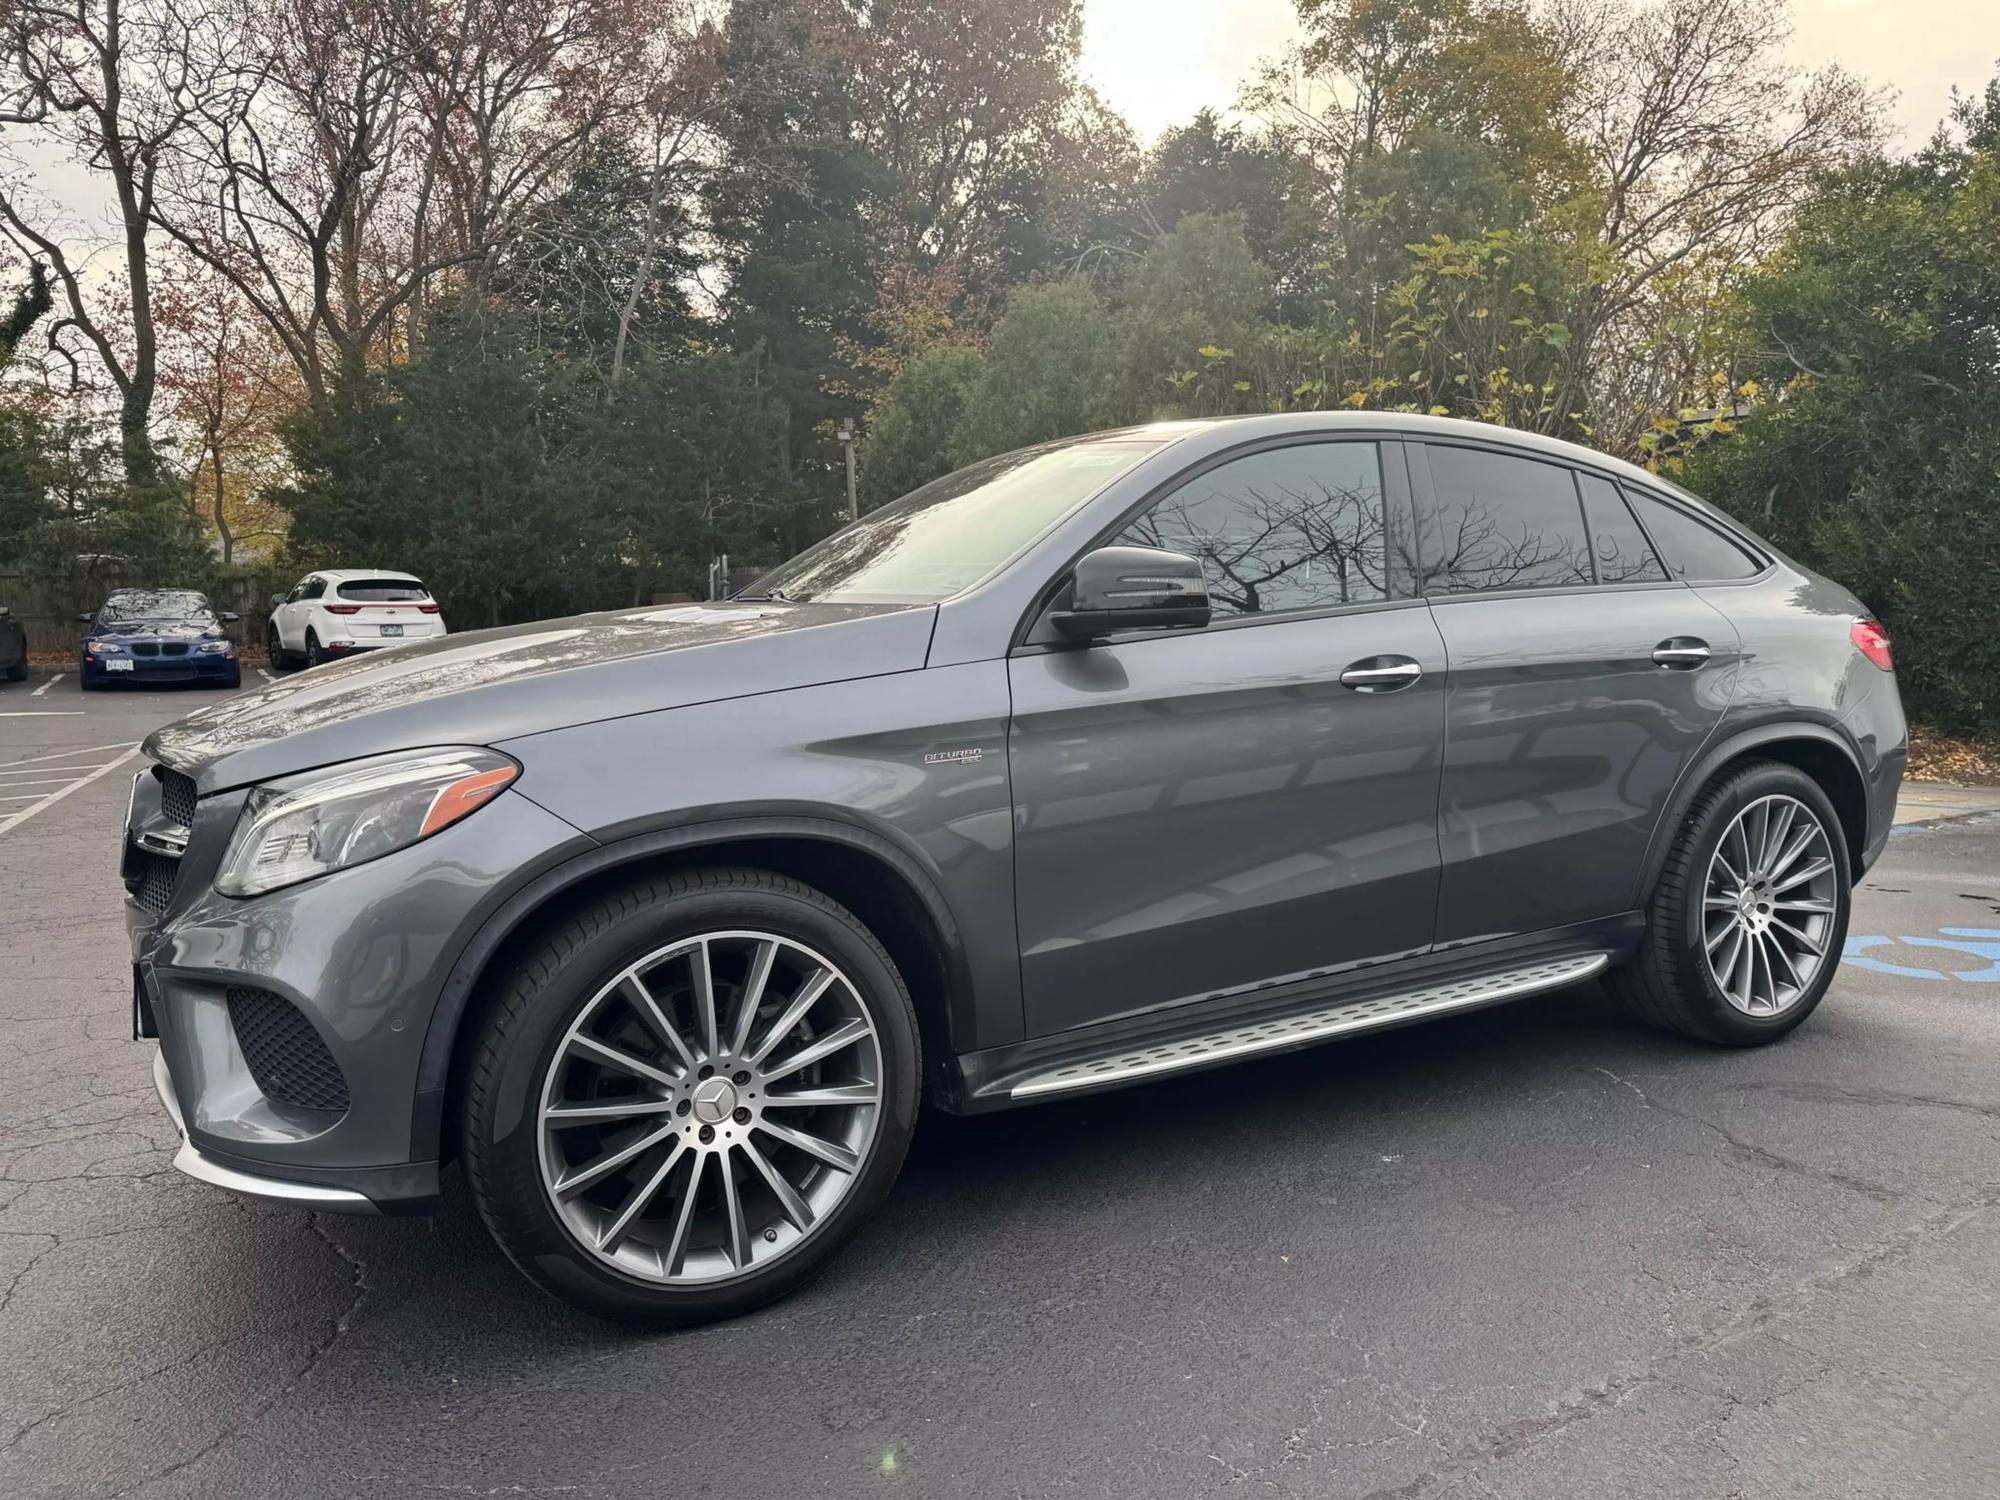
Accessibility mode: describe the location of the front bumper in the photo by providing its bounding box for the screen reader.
[153,1048,378,1213]
[133,780,588,1214]
[85,652,239,684]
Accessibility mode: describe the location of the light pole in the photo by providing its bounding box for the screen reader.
[837,418,858,522]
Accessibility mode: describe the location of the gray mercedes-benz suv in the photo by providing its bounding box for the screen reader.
[126,413,1906,1324]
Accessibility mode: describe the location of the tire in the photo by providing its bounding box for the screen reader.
[461,867,921,1327]
[304,630,322,669]
[266,625,291,672]
[1610,759,1852,1045]
[3,660,24,682]
[80,671,101,691]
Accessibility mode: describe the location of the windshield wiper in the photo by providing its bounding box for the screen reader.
[736,587,799,603]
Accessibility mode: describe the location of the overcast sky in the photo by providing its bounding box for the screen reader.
[1080,0,2000,147]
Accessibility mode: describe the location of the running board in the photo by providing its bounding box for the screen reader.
[1007,952,1610,1099]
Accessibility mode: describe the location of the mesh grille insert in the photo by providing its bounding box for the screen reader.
[157,768,197,829]
[135,853,178,915]
[226,986,350,1112]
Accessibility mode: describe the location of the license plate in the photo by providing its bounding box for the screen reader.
[379,624,403,638]
[107,658,134,671]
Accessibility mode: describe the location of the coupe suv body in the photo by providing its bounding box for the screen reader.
[126,414,1906,1323]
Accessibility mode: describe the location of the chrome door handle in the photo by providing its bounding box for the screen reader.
[1339,657,1424,693]
[1652,639,1711,669]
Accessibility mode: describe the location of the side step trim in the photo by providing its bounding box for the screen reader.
[1008,952,1610,1099]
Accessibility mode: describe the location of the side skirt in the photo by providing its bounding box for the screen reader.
[944,915,1642,1112]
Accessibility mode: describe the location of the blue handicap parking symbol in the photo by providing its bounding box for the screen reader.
[1843,929,2000,981]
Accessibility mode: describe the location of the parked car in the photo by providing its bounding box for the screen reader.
[125,413,1905,1325]
[267,569,446,669]
[79,589,240,690]
[0,602,26,682]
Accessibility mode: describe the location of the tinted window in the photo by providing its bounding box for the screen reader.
[1577,473,1668,584]
[338,579,429,601]
[1113,442,1388,619]
[1623,490,1763,580]
[748,437,1164,605]
[1421,447,1593,594]
[304,578,328,599]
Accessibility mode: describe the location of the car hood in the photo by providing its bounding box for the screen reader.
[147,600,937,793]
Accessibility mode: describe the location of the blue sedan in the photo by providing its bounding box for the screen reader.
[79,589,242,690]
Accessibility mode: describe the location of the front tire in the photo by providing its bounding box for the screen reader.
[461,868,921,1326]
[304,630,323,669]
[266,625,292,672]
[1611,760,1852,1044]
[3,660,24,683]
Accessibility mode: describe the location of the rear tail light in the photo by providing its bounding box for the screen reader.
[1851,618,1893,671]
[324,603,362,616]
[418,603,440,614]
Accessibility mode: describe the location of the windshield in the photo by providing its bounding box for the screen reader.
[743,437,1165,605]
[100,590,215,626]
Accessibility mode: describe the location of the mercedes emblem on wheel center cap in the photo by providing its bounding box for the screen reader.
[691,1076,739,1125]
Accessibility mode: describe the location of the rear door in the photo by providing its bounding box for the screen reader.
[1007,437,1449,1036]
[1412,443,1737,947]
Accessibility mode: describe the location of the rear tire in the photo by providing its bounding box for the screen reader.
[460,867,921,1327]
[3,660,24,682]
[1610,759,1852,1045]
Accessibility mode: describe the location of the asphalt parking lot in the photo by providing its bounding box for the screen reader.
[3,668,1998,1499]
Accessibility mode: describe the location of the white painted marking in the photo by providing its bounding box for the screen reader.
[0,793,48,802]
[256,667,275,683]
[0,776,82,789]
[0,711,84,717]
[0,740,135,769]
[0,765,113,779]
[0,746,141,836]
[30,673,63,697]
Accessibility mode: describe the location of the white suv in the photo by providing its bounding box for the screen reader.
[266,570,447,670]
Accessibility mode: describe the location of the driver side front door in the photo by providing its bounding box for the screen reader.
[1006,438,1448,1037]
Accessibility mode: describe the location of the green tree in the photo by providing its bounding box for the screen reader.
[1688,81,2000,730]
[859,345,985,505]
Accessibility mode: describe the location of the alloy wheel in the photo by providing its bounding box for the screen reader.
[536,930,883,1285]
[1701,794,1839,1016]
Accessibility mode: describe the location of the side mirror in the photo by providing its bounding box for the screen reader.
[269,594,286,609]
[78,612,95,623]
[220,611,239,623]
[1051,545,1211,640]
[0,605,11,618]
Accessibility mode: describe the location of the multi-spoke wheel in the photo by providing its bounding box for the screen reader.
[538,932,883,1284]
[1700,795,1838,1016]
[462,869,920,1325]
[1612,760,1852,1044]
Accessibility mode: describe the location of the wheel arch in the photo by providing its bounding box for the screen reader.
[1636,723,1870,908]
[414,816,978,1162]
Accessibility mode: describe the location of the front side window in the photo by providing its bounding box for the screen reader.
[1113,442,1389,620]
[1420,446,1593,594]
[1623,489,1763,581]
[1577,473,1668,584]
[745,437,1165,605]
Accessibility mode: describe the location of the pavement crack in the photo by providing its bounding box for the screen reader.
[1588,1068,1912,1204]
[101,1216,374,1497]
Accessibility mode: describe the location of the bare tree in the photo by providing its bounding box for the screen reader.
[152,0,652,407]
[0,0,218,483]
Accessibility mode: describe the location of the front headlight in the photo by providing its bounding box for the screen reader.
[215,748,518,898]
[196,640,232,655]
[87,638,124,653]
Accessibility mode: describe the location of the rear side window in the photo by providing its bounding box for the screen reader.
[1113,441,1390,619]
[338,579,429,602]
[1577,473,1668,584]
[1420,446,1593,594]
[1623,490,1763,580]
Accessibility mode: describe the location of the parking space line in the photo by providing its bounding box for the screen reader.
[256,667,275,683]
[0,710,83,716]
[30,673,63,696]
[0,776,84,789]
[0,746,141,837]
[0,740,134,769]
